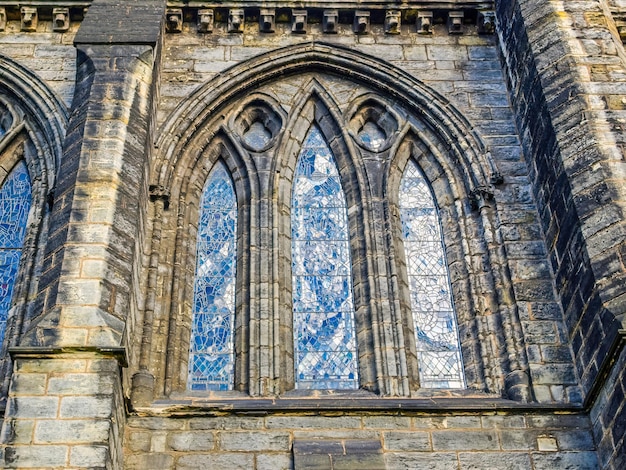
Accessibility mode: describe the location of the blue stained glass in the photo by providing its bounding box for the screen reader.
[188,161,237,391]
[357,121,386,151]
[0,162,31,345]
[400,160,465,389]
[292,125,359,390]
[242,121,271,150]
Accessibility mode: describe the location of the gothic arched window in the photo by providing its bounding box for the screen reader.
[399,159,465,389]
[188,161,238,391]
[291,125,359,390]
[0,161,31,345]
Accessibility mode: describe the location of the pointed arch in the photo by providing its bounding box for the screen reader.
[0,55,66,396]
[154,42,498,198]
[271,85,379,392]
[0,54,68,189]
[291,124,358,390]
[188,160,238,391]
[399,159,464,389]
[154,131,256,396]
[145,42,536,400]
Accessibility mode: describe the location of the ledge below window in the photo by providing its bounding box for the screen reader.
[141,390,584,416]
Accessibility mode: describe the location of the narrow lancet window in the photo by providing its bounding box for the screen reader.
[291,125,358,390]
[188,161,237,391]
[400,160,465,389]
[0,162,31,344]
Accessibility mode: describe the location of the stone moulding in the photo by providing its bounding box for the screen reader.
[156,42,499,199]
[0,54,67,189]
[137,392,586,416]
[9,345,129,366]
[583,328,626,409]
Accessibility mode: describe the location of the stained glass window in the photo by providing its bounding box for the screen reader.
[188,161,237,391]
[399,160,465,389]
[0,161,31,345]
[292,125,358,390]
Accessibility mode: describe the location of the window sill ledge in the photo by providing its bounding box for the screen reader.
[136,392,584,416]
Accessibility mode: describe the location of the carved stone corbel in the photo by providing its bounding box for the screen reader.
[53,8,70,32]
[478,11,495,35]
[417,11,433,35]
[385,10,401,35]
[448,11,465,35]
[323,10,338,34]
[353,10,370,34]
[197,9,214,33]
[0,8,6,32]
[166,8,183,33]
[228,9,244,33]
[260,9,275,33]
[21,7,38,32]
[292,10,307,34]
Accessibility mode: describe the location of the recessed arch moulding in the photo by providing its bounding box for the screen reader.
[136,43,551,403]
[0,54,68,397]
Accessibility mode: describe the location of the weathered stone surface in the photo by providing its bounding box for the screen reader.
[2,1,626,469]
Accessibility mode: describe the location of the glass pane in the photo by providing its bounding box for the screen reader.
[242,121,271,150]
[188,161,237,391]
[0,162,31,344]
[357,121,386,151]
[292,125,358,390]
[400,160,465,389]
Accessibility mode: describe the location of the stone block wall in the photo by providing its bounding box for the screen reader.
[591,343,626,469]
[497,0,626,399]
[1,353,125,468]
[124,411,597,469]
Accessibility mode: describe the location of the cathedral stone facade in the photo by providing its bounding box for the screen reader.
[0,0,624,468]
